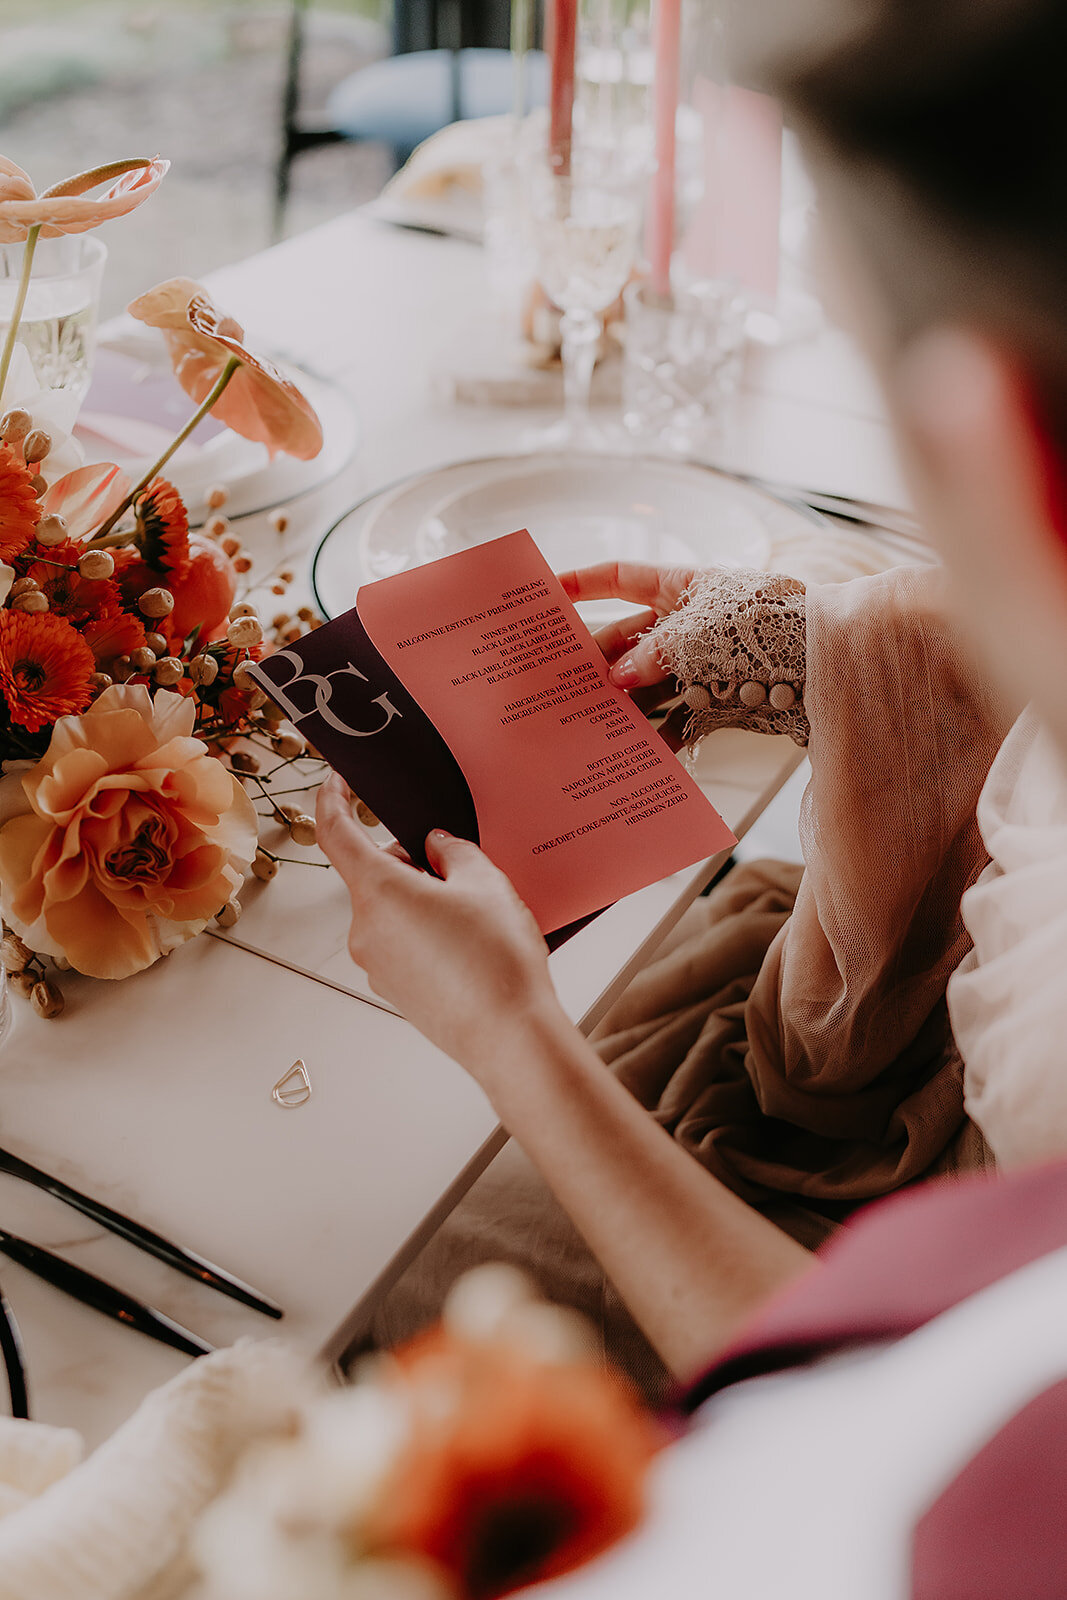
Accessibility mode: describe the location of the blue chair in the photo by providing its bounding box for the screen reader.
[274,0,546,238]
[328,47,546,161]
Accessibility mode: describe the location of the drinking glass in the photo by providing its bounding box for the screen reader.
[622,277,747,457]
[528,163,640,447]
[0,234,107,410]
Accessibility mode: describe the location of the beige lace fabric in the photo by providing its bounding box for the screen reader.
[653,568,810,747]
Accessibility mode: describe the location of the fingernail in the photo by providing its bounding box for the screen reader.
[610,657,639,687]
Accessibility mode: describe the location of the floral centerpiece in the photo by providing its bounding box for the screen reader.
[0,153,338,1016]
[193,1266,663,1600]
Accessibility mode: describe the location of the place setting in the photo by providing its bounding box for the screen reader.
[0,0,987,1592]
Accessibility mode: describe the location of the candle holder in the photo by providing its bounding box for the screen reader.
[621,277,746,456]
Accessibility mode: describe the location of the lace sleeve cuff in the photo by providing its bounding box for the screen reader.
[651,568,809,748]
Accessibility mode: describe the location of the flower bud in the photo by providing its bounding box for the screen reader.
[89,672,113,692]
[206,485,228,510]
[0,408,31,444]
[205,515,228,539]
[138,587,174,618]
[272,612,290,629]
[29,473,46,495]
[262,698,285,724]
[221,535,241,557]
[227,616,262,648]
[297,606,316,623]
[269,510,288,534]
[273,732,304,759]
[22,429,51,464]
[77,549,115,580]
[9,971,35,999]
[229,601,256,620]
[289,814,316,847]
[31,979,64,1019]
[233,555,252,574]
[252,849,278,882]
[279,569,295,583]
[11,590,48,613]
[188,653,219,686]
[129,646,157,673]
[153,656,184,686]
[1,932,31,973]
[111,655,134,682]
[246,686,267,711]
[232,659,258,689]
[144,631,168,655]
[8,577,39,600]
[230,749,260,774]
[34,513,67,547]
[356,801,379,828]
[215,898,242,927]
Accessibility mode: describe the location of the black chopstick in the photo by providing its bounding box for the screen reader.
[0,1280,28,1418]
[0,1231,214,1360]
[0,1145,282,1320]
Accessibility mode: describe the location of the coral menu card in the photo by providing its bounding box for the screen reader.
[247,531,734,937]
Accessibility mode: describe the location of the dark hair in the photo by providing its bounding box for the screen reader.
[742,0,1067,443]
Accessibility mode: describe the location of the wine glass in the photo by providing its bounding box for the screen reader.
[527,162,641,449]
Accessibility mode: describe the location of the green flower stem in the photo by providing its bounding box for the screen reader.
[92,355,242,541]
[0,224,41,410]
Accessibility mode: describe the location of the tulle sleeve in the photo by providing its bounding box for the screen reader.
[738,565,1005,1200]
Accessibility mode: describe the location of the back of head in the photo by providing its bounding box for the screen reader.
[737,0,1067,444]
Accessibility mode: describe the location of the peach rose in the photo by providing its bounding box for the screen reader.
[0,684,257,979]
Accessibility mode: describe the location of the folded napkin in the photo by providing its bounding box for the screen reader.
[0,1341,310,1600]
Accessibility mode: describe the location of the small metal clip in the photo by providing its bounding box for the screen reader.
[272,1059,312,1108]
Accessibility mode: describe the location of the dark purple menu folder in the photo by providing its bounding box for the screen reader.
[246,611,606,950]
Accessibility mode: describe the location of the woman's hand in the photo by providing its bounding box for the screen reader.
[316,774,562,1086]
[557,562,696,688]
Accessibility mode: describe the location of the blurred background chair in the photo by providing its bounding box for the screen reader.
[275,0,547,239]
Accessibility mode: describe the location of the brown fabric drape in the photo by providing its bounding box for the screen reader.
[596,566,1003,1242]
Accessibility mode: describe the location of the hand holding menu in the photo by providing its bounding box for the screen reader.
[247,531,734,937]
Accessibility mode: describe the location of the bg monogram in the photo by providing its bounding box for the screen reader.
[250,651,403,738]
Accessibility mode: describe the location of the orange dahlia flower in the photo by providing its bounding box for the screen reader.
[26,538,122,624]
[0,683,258,978]
[80,606,147,667]
[133,478,190,578]
[0,610,95,733]
[127,278,323,461]
[0,156,168,243]
[0,441,41,558]
[0,608,94,732]
[362,1332,660,1599]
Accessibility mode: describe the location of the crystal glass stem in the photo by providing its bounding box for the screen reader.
[560,307,600,433]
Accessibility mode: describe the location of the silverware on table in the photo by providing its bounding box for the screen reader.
[0,1144,282,1319]
[0,1279,27,1419]
[0,1231,214,1361]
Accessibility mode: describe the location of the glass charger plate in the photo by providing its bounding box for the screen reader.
[312,451,819,622]
[76,338,360,526]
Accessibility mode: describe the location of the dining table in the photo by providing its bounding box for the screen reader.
[0,204,916,1449]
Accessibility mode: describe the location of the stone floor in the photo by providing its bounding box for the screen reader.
[0,2,393,317]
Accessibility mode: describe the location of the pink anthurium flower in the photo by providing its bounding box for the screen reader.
[0,156,168,243]
[128,277,323,461]
[40,462,132,541]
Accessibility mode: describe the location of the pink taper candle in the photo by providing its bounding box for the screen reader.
[548,0,578,176]
[648,0,682,299]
